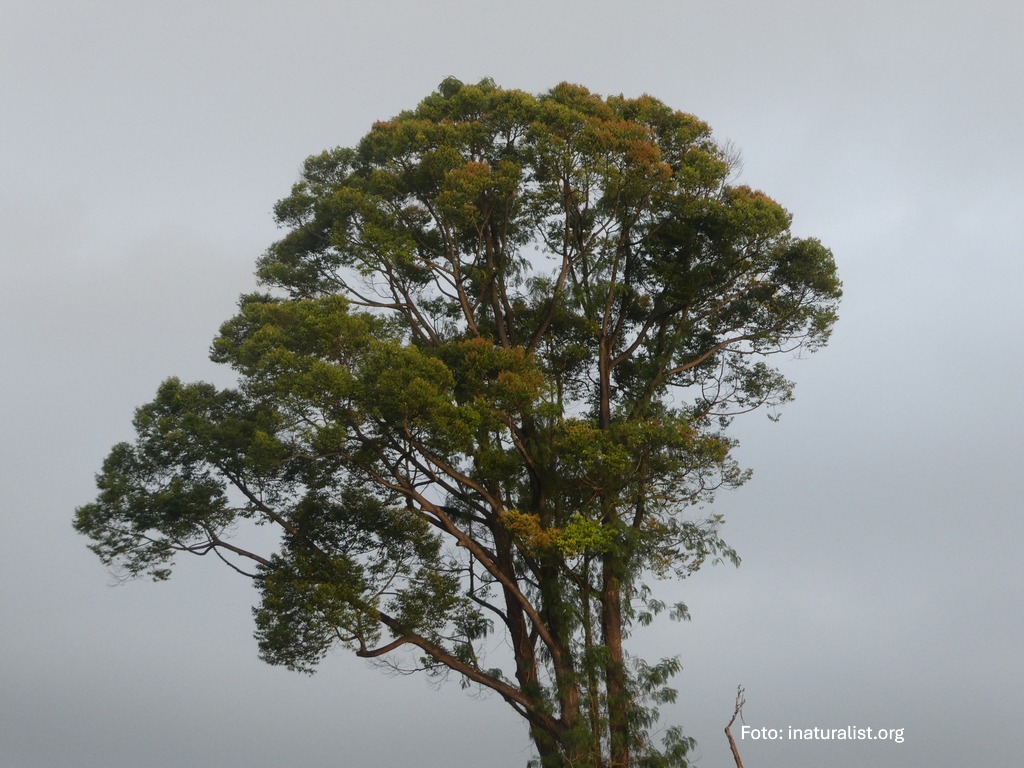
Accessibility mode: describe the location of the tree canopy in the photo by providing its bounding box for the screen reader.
[76,77,840,768]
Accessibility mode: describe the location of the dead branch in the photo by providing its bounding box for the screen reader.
[725,685,746,768]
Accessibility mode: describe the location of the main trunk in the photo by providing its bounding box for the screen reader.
[601,555,630,768]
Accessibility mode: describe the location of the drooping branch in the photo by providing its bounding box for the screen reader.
[370,606,563,735]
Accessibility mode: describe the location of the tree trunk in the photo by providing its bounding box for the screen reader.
[602,556,629,768]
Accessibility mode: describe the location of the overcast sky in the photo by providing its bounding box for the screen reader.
[3,1,1023,766]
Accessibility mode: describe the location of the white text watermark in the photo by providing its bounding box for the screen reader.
[740,725,905,744]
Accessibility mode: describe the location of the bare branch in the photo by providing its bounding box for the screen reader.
[725,685,747,768]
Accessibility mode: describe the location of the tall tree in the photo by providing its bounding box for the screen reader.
[76,78,840,767]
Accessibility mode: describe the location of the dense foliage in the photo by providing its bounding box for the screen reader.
[76,78,840,767]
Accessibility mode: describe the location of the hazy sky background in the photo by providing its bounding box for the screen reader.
[3,1,1022,766]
